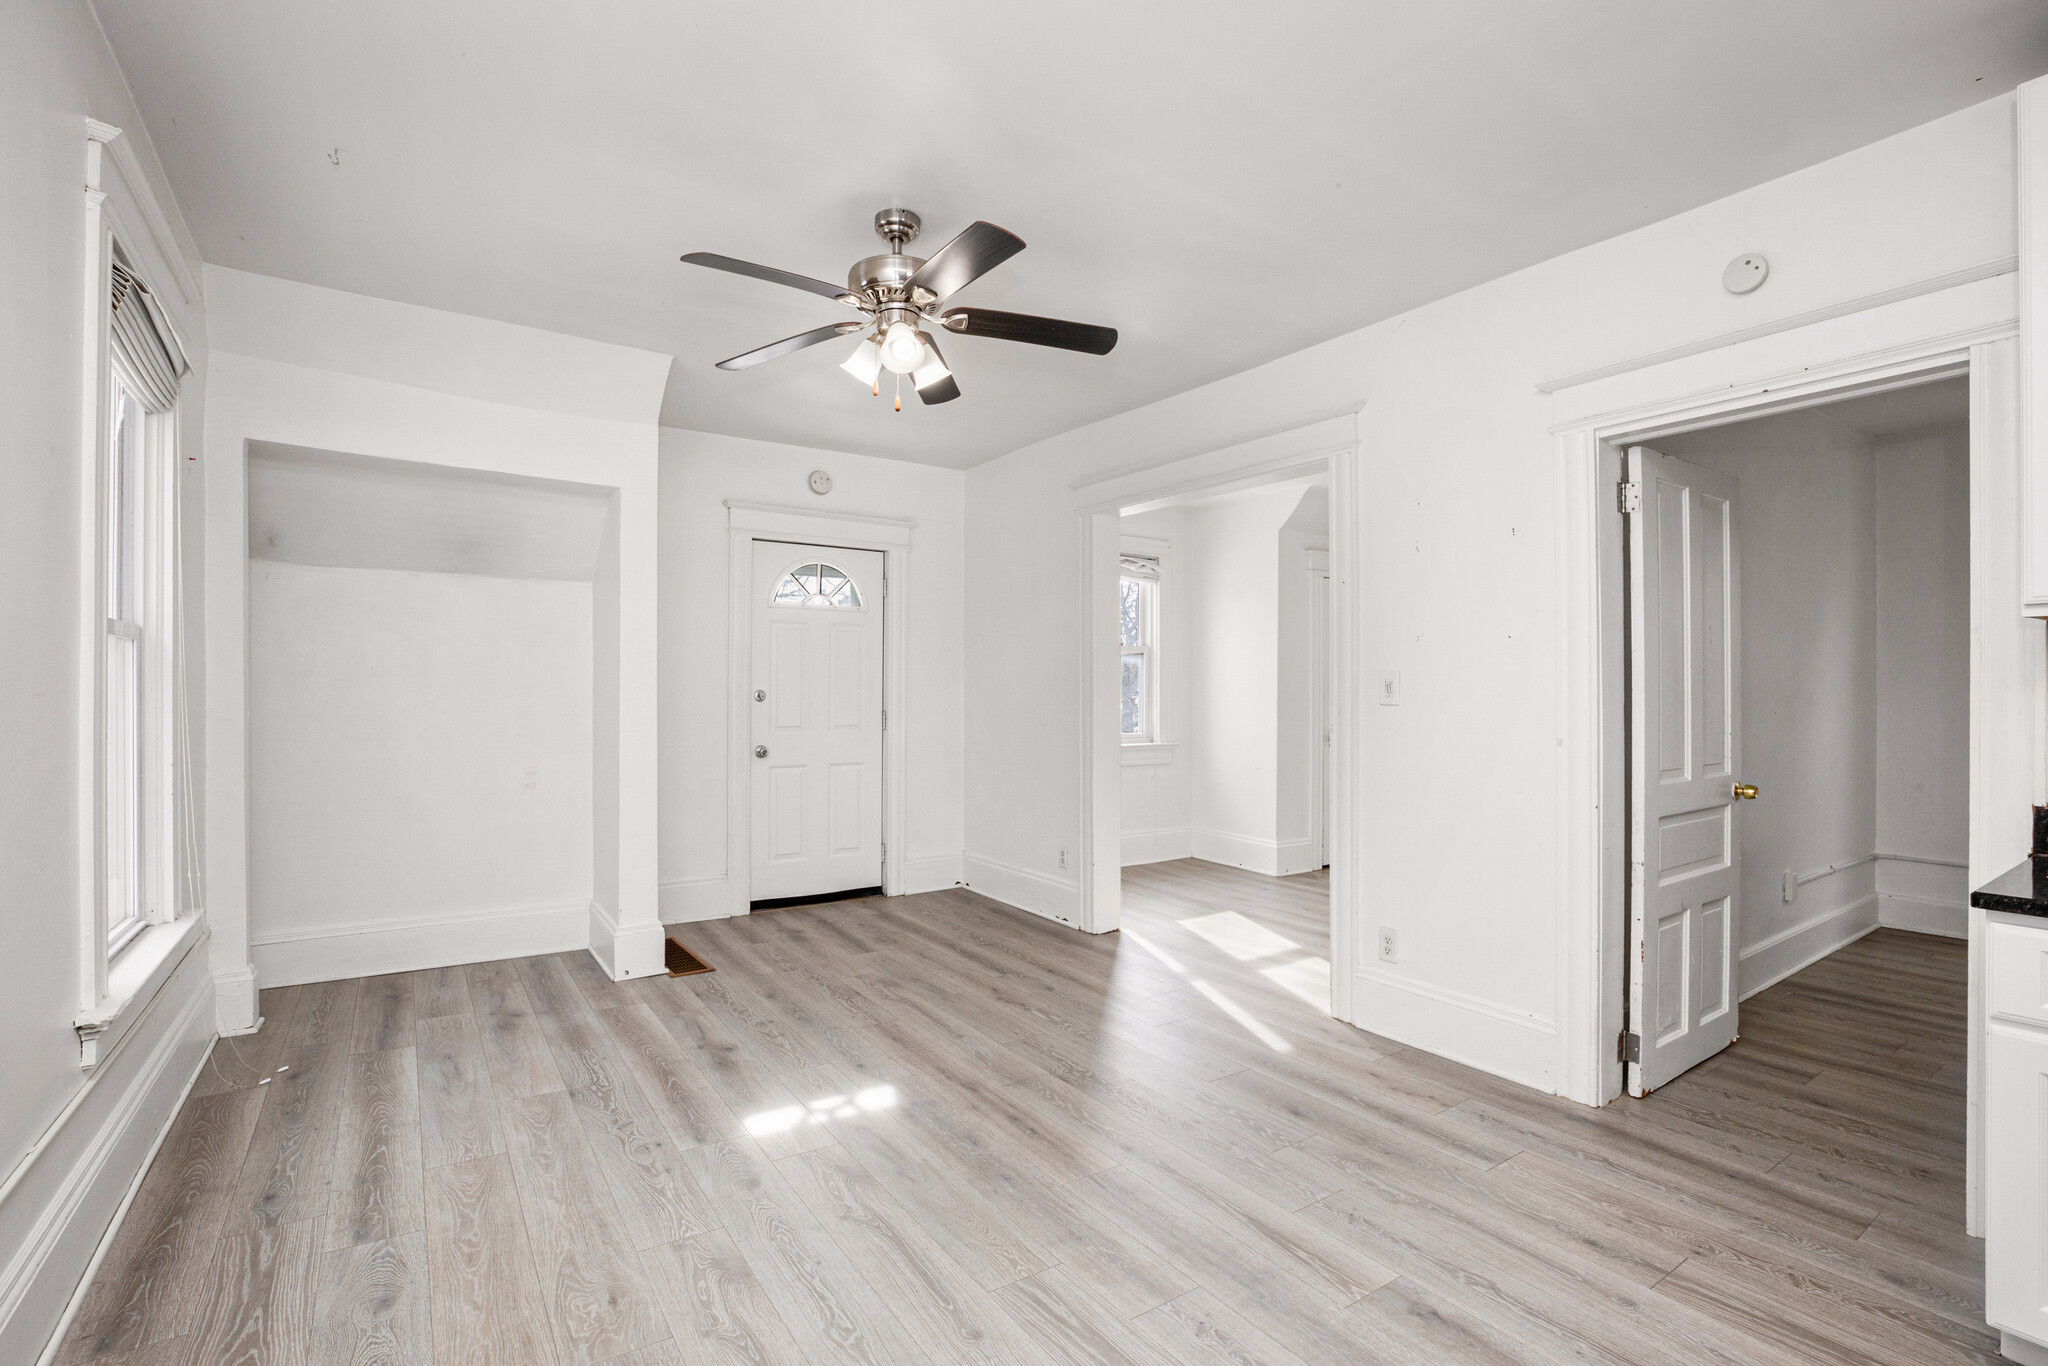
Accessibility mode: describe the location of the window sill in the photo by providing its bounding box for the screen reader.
[1121,742,1179,766]
[76,913,207,1070]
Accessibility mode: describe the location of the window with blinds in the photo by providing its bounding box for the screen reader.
[1119,555,1161,742]
[102,254,185,956]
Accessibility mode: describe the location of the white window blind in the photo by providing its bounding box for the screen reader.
[109,258,187,411]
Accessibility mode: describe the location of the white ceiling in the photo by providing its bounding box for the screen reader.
[248,443,612,580]
[97,1,2048,469]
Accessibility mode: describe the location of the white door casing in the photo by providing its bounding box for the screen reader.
[1627,445,1742,1095]
[749,543,885,901]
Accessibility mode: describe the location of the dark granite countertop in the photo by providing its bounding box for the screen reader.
[1972,858,2048,917]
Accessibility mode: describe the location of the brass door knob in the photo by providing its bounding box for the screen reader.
[1732,783,1758,800]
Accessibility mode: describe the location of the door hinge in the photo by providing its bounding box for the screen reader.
[881,708,887,731]
[1617,480,1642,514]
[1619,1030,1641,1064]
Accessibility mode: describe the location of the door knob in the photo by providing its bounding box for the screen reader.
[1732,783,1758,800]
[754,745,769,759]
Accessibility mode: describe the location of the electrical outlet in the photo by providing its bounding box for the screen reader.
[1378,927,1398,963]
[1379,670,1402,706]
[1783,870,1797,904]
[1058,847,1068,871]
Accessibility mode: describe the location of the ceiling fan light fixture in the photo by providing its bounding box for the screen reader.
[911,340,951,391]
[879,321,924,374]
[839,337,882,386]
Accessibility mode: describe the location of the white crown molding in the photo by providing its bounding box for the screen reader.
[84,119,200,308]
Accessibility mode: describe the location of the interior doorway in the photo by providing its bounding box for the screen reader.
[1106,466,1338,1010]
[1616,378,1971,1095]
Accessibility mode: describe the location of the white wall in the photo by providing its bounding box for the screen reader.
[1660,409,1881,994]
[1876,425,1973,934]
[0,5,216,1359]
[964,93,2025,1094]
[658,429,967,918]
[247,563,595,983]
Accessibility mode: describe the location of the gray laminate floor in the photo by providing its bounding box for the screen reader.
[55,859,1983,1364]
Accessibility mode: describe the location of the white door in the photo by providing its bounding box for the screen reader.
[1627,445,1743,1095]
[750,543,885,903]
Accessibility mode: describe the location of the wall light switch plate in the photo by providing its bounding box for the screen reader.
[1378,927,1397,963]
[1379,670,1402,706]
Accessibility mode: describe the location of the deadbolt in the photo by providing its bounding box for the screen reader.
[754,745,769,759]
[1732,783,1758,800]
[754,689,766,702]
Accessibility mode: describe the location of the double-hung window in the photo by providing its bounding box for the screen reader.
[101,258,183,960]
[1119,555,1161,742]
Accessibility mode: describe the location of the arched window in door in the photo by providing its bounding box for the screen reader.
[771,561,863,608]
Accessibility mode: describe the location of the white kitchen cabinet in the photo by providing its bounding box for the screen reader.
[1988,916,2048,1359]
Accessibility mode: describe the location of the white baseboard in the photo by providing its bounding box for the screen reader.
[1739,893,1879,1001]
[250,899,590,987]
[900,854,963,895]
[1121,827,1193,867]
[659,876,736,924]
[3,943,214,1366]
[1879,891,1969,939]
[1344,966,1557,1094]
[960,853,1082,929]
[1189,829,1321,877]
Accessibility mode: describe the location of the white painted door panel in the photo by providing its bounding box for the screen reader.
[750,542,884,901]
[1628,446,1742,1095]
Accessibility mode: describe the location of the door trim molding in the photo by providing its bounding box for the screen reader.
[723,504,911,918]
[1547,266,2034,1240]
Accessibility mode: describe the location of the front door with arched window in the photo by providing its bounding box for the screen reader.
[749,542,886,903]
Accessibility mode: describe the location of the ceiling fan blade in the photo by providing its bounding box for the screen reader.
[715,321,865,371]
[682,252,866,308]
[916,335,961,404]
[940,308,1117,355]
[905,222,1025,302]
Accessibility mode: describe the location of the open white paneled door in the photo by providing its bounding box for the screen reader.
[1626,445,1744,1095]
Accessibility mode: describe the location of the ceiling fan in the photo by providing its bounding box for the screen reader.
[681,208,1117,409]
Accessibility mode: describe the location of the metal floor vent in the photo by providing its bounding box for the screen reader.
[664,936,714,977]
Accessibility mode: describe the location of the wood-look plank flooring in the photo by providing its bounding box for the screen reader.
[57,860,1982,1364]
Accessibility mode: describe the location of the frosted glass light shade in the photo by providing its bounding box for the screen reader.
[912,344,951,390]
[840,338,882,385]
[880,321,923,374]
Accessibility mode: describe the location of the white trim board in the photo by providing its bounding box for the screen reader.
[1189,830,1323,878]
[250,900,589,986]
[1740,895,1882,1002]
[960,854,1081,929]
[3,939,214,1366]
[1122,828,1195,867]
[722,504,914,918]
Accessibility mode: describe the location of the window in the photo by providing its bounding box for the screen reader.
[100,257,183,959]
[1120,555,1160,741]
[772,561,863,608]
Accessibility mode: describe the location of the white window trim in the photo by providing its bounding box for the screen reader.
[1119,537,1169,746]
[75,119,203,1069]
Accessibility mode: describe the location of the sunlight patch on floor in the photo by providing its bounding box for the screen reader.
[1178,910,1300,961]
[1191,979,1294,1053]
[745,1084,897,1136]
[1260,955,1331,1012]
[1119,926,1186,973]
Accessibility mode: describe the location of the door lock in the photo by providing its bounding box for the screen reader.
[755,690,766,702]
[754,745,769,759]
[1732,783,1758,800]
